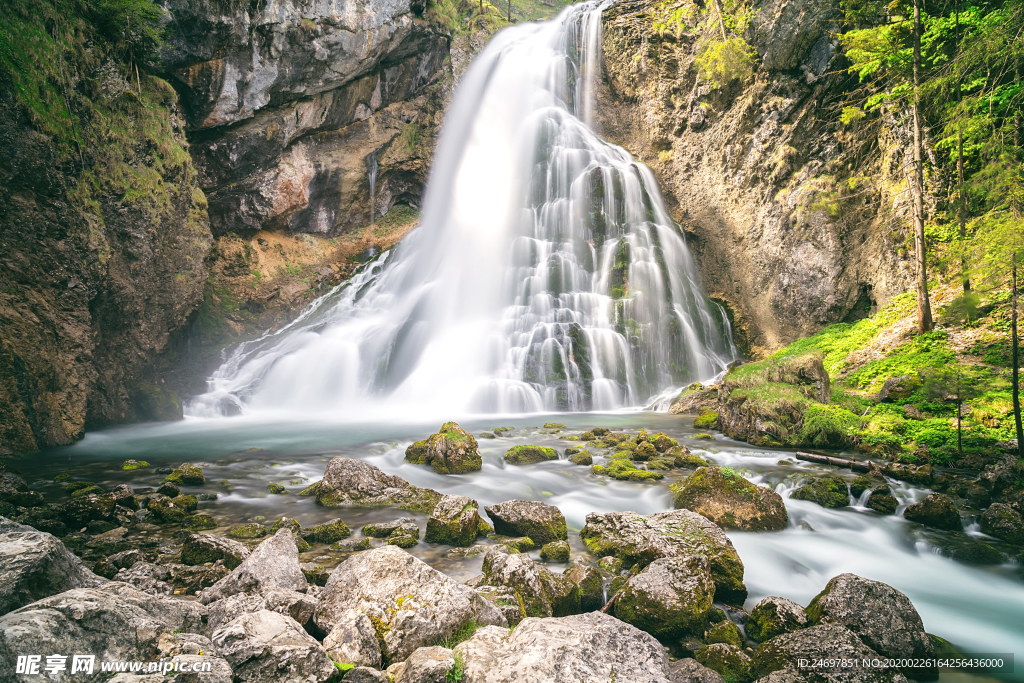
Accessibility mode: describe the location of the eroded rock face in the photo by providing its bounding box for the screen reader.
[200,529,307,604]
[314,545,505,664]
[753,623,910,682]
[315,457,441,512]
[613,556,715,641]
[672,467,789,531]
[484,500,568,545]
[478,547,579,618]
[205,589,318,634]
[453,612,671,683]
[323,608,382,669]
[580,510,746,605]
[212,610,336,683]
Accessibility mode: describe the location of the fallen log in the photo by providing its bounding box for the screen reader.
[795,452,933,484]
[795,452,872,472]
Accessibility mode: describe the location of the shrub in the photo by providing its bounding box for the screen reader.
[795,404,862,449]
[696,37,758,89]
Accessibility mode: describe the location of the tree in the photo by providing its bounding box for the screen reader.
[88,0,164,94]
[921,364,982,455]
[910,0,934,333]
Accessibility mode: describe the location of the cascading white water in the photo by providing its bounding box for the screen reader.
[188,2,736,419]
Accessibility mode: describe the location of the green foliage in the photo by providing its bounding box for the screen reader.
[696,37,758,89]
[89,0,165,68]
[796,405,863,448]
[840,106,866,125]
[447,651,466,683]
[435,620,480,650]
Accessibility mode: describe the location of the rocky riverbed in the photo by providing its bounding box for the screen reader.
[0,414,1021,682]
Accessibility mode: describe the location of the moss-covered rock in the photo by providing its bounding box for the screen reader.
[693,411,719,429]
[868,491,899,514]
[181,533,249,568]
[146,494,189,524]
[299,480,321,496]
[563,563,604,612]
[387,529,419,548]
[648,458,674,471]
[650,432,679,452]
[568,450,593,465]
[746,596,809,642]
[480,547,579,617]
[903,493,962,531]
[485,500,567,545]
[850,476,886,498]
[543,422,567,429]
[69,484,104,498]
[590,459,664,481]
[705,620,743,647]
[597,556,623,574]
[270,517,301,534]
[539,540,570,562]
[790,476,849,509]
[163,463,205,486]
[121,460,150,471]
[980,503,1024,545]
[330,538,371,553]
[228,523,268,539]
[267,483,286,494]
[315,457,441,512]
[565,445,585,456]
[405,439,430,464]
[504,445,559,465]
[300,562,329,587]
[423,422,482,474]
[614,555,715,642]
[156,482,181,498]
[693,433,715,441]
[673,452,712,469]
[695,643,754,683]
[672,467,788,531]
[424,494,481,546]
[632,442,657,461]
[300,518,352,544]
[496,536,535,553]
[362,518,416,537]
[183,514,218,531]
[171,494,198,513]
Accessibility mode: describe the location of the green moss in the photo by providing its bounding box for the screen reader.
[705,620,743,647]
[405,440,430,464]
[693,411,719,429]
[228,523,268,539]
[539,540,570,562]
[183,514,217,531]
[790,476,850,508]
[591,459,664,481]
[504,445,559,464]
[121,459,149,471]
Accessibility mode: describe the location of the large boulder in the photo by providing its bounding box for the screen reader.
[903,494,962,531]
[0,518,105,614]
[790,476,849,509]
[503,445,559,465]
[181,534,251,569]
[580,509,746,605]
[205,588,318,633]
[564,562,604,612]
[477,547,579,618]
[806,574,935,679]
[452,612,671,682]
[980,503,1024,545]
[745,596,809,642]
[695,643,754,683]
[424,495,481,546]
[200,529,307,604]
[484,500,567,545]
[323,608,382,669]
[212,610,335,683]
[421,422,482,474]
[671,467,788,531]
[313,545,505,663]
[753,623,910,682]
[315,458,441,512]
[613,556,715,641]
[391,646,455,683]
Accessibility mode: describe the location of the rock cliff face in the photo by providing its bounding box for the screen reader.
[597,0,917,356]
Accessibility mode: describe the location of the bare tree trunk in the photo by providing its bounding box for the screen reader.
[711,0,727,39]
[955,0,970,293]
[911,0,934,333]
[508,0,511,23]
[1014,258,1024,458]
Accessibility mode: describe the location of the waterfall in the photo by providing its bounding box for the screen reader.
[187,1,736,419]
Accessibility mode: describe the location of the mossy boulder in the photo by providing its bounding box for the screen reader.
[649,432,679,452]
[564,562,604,612]
[423,422,482,474]
[632,442,657,461]
[496,536,535,553]
[121,460,149,471]
[568,450,593,465]
[157,482,181,497]
[705,620,743,648]
[300,518,352,544]
[362,518,416,537]
[613,555,715,641]
[746,596,809,642]
[183,514,218,531]
[480,547,579,617]
[315,457,441,512]
[672,467,788,531]
[268,483,286,494]
[504,445,559,465]
[404,439,430,465]
[181,534,249,568]
[299,480,321,496]
[330,538,371,553]
[543,422,567,429]
[693,433,715,441]
[980,503,1024,544]
[693,411,719,429]
[485,500,567,545]
[163,463,205,487]
[539,540,570,562]
[172,494,198,513]
[903,493,962,531]
[565,445,585,456]
[850,476,886,498]
[695,643,754,683]
[673,452,712,469]
[387,530,418,548]
[790,476,849,509]
[425,494,481,546]
[270,517,301,534]
[228,523,268,539]
[70,484,104,498]
[146,494,189,524]
[868,491,899,514]
[590,459,664,481]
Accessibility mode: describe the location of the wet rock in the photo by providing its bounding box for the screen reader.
[540,540,570,562]
[850,477,885,498]
[478,546,579,618]
[563,562,603,612]
[746,596,809,642]
[672,450,712,469]
[111,483,139,510]
[590,458,665,481]
[114,562,174,595]
[422,422,482,474]
[316,458,441,512]
[0,518,105,614]
[205,588,318,633]
[503,445,559,464]
[363,518,417,537]
[59,493,116,528]
[229,523,269,539]
[948,542,1004,565]
[695,643,754,683]
[495,536,534,552]
[330,538,372,553]
[393,646,455,683]
[173,494,199,512]
[200,529,307,605]
[212,610,336,683]
[753,623,910,682]
[568,450,593,465]
[868,491,899,515]
[323,608,381,668]
[164,463,206,487]
[790,476,849,509]
[980,503,1024,545]
[425,495,481,546]
[301,562,329,586]
[300,518,352,545]
[633,441,658,461]
[95,548,150,579]
[484,500,567,545]
[181,534,250,569]
[158,482,182,497]
[613,555,715,641]
[806,573,935,678]
[672,467,788,531]
[314,545,505,663]
[581,509,746,605]
[386,522,420,548]
[121,459,150,471]
[650,432,680,452]
[705,620,743,647]
[903,493,962,531]
[667,658,726,683]
[453,612,670,682]
[184,514,218,531]
[148,494,190,524]
[405,440,430,464]
[268,483,287,494]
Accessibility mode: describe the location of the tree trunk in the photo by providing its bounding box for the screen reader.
[955,0,970,293]
[711,0,727,39]
[508,0,511,23]
[1013,258,1024,458]
[911,0,933,333]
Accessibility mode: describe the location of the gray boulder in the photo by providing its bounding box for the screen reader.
[564,562,604,612]
[181,534,250,569]
[322,608,382,669]
[981,503,1024,545]
[453,612,671,682]
[212,610,335,683]
[613,556,715,641]
[392,646,455,682]
[753,623,909,682]
[483,500,567,545]
[0,518,105,614]
[315,458,440,512]
[114,562,174,596]
[579,509,746,605]
[200,529,307,604]
[472,585,524,626]
[903,494,962,531]
[667,658,725,682]
[206,588,318,633]
[425,494,481,546]
[477,546,579,618]
[343,669,389,683]
[746,596,809,642]
[314,545,505,663]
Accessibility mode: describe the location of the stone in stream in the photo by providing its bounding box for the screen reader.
[539,539,570,562]
[363,518,417,537]
[423,422,483,474]
[868,490,899,515]
[158,482,182,497]
[806,573,936,679]
[114,562,174,595]
[753,623,911,682]
[425,494,481,546]
[388,646,455,683]
[58,493,116,528]
[745,596,809,642]
[0,517,105,614]
[790,476,849,508]
[563,562,603,612]
[181,533,250,569]
[314,545,505,663]
[452,612,671,682]
[850,476,886,498]
[580,509,747,605]
[228,522,269,539]
[164,463,206,486]
[980,502,1024,545]
[212,610,336,683]
[475,546,579,618]
[315,457,441,512]
[612,555,715,641]
[299,518,351,544]
[322,608,382,668]
[484,500,567,544]
[121,459,150,470]
[671,467,788,532]
[200,528,307,605]
[111,483,139,509]
[184,514,219,530]
[632,441,658,461]
[503,445,559,464]
[705,620,743,647]
[205,588,318,633]
[568,449,593,465]
[903,493,962,530]
[695,643,754,683]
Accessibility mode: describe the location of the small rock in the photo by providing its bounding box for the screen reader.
[229,523,269,539]
[121,459,150,471]
[745,596,808,642]
[323,608,381,668]
[666,658,725,683]
[539,540,570,562]
[200,529,307,605]
[205,588,318,633]
[568,450,593,465]
[158,482,182,497]
[705,620,743,647]
[503,445,559,464]
[422,422,482,474]
[114,562,173,595]
[903,493,962,531]
[868,491,899,515]
[300,518,352,545]
[790,476,849,508]
[268,483,286,494]
[362,518,416,537]
[300,562,329,586]
[184,514,218,531]
[479,547,579,618]
[164,463,206,486]
[484,500,567,545]
[181,534,250,569]
[425,495,481,547]
[330,538,372,553]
